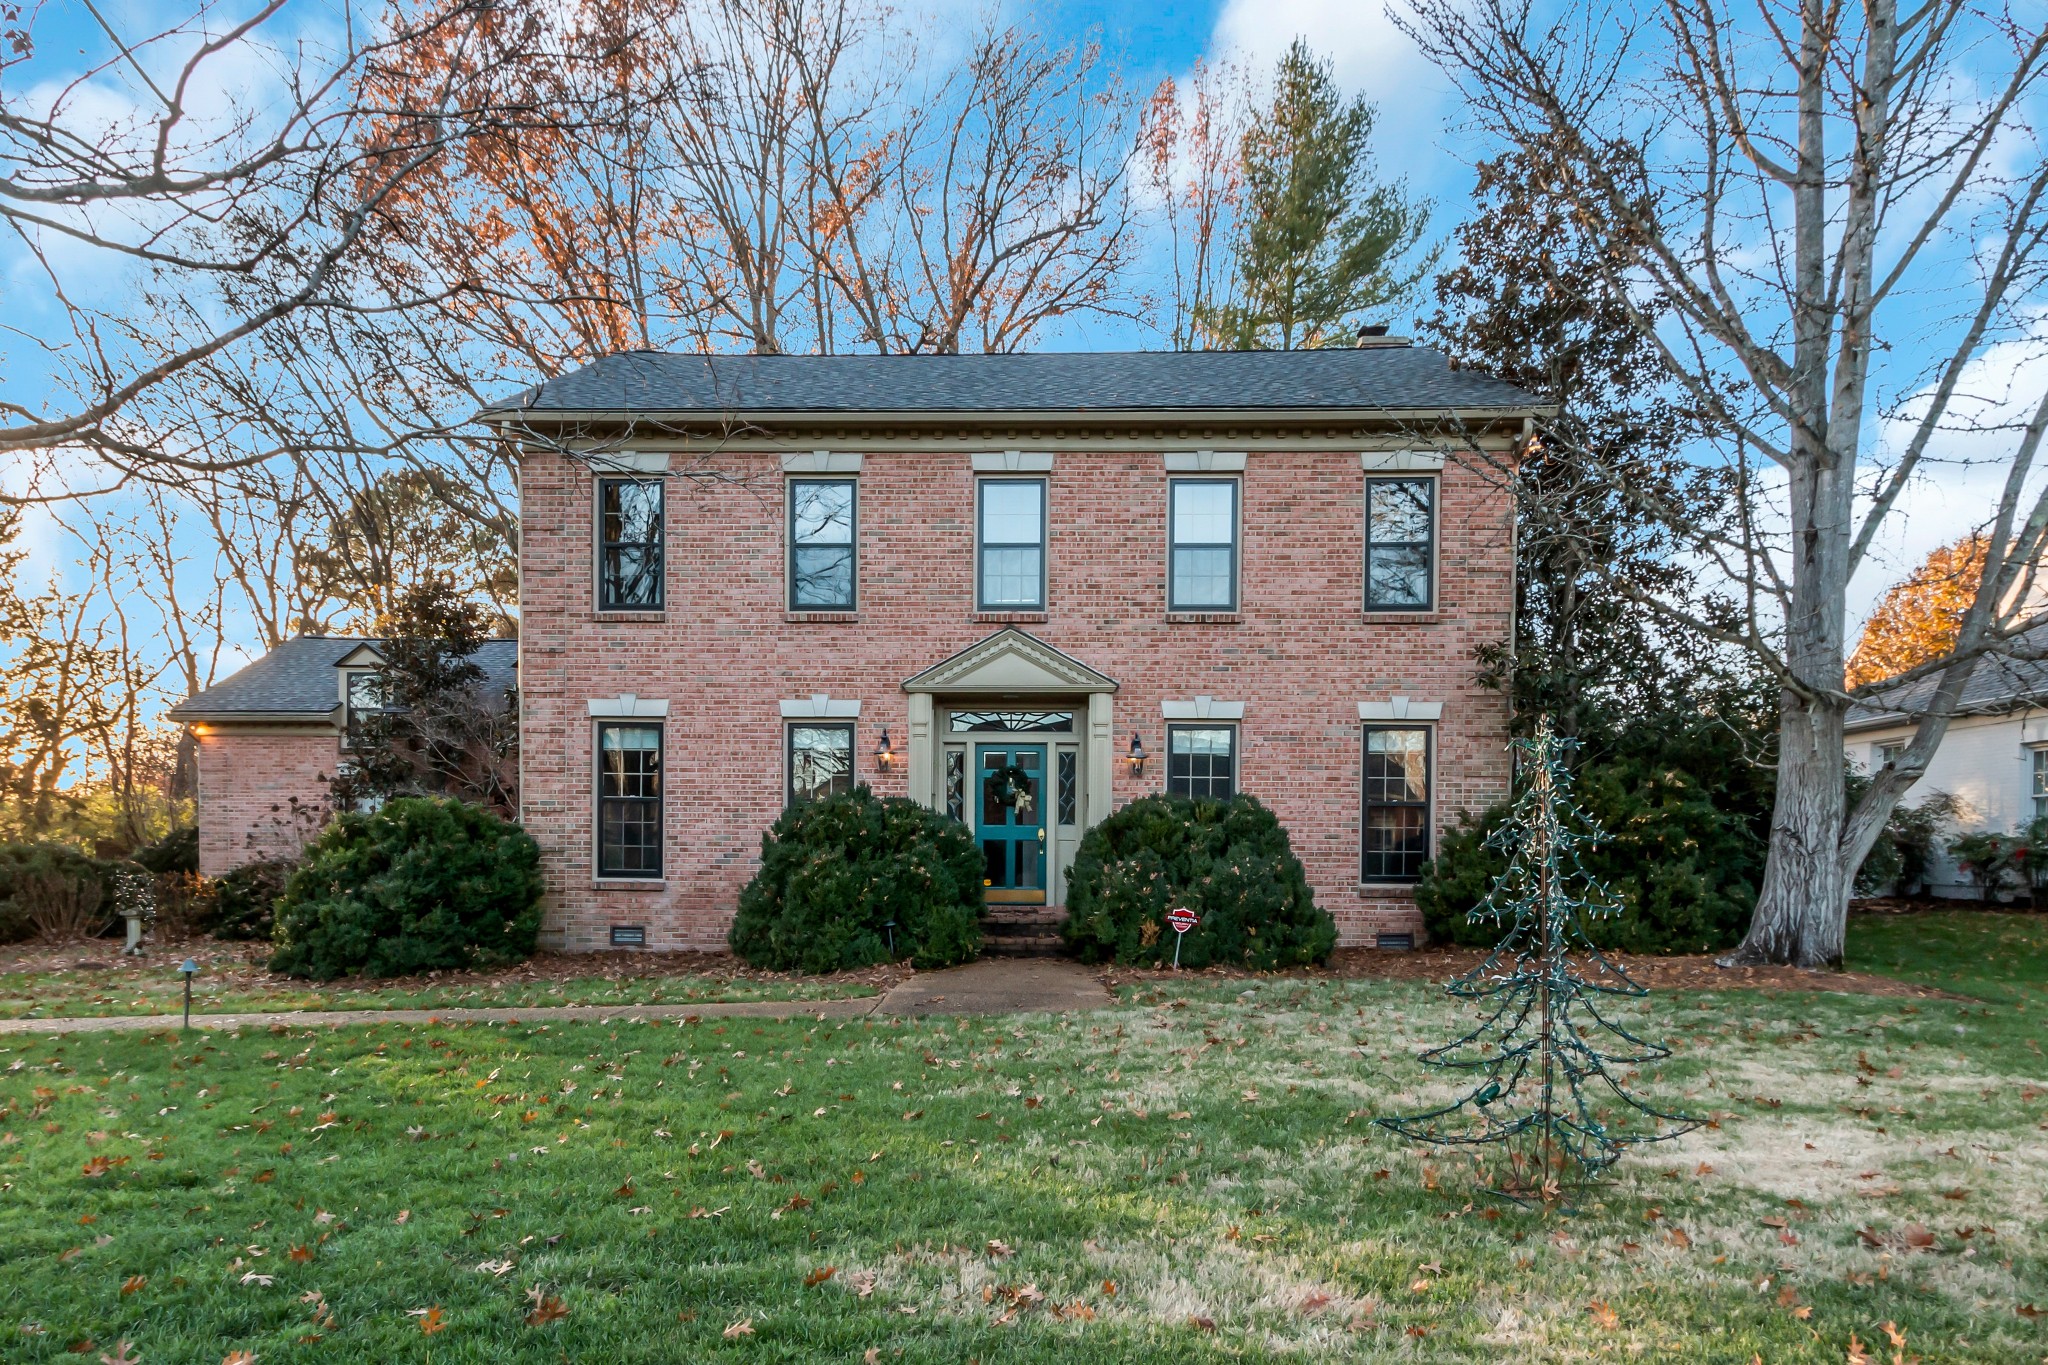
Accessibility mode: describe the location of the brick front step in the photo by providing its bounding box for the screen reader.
[984,906,1067,957]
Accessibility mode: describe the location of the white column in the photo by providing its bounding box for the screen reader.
[906,693,936,808]
[1085,692,1113,828]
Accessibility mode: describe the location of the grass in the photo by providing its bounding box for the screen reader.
[2,928,2042,1361]
[0,956,877,1021]
[1848,909,2048,1003]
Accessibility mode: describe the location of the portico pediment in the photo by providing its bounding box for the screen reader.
[902,628,1117,695]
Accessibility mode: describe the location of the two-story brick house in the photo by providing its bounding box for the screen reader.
[174,344,1536,951]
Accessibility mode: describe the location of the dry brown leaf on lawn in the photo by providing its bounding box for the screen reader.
[1666,1226,1692,1249]
[986,1239,1015,1258]
[1902,1224,1936,1249]
[1188,1315,1217,1332]
[119,1275,146,1296]
[524,1294,568,1327]
[97,1343,139,1365]
[723,1319,754,1339]
[804,1266,837,1287]
[288,1245,313,1263]
[2017,1303,2043,1320]
[418,1306,446,1335]
[1846,1332,1872,1365]
[864,1351,881,1365]
[1102,1279,1117,1297]
[222,1353,259,1365]
[1587,1300,1620,1330]
[392,1210,409,1225]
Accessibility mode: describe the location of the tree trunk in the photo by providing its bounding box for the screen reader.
[1725,687,1849,968]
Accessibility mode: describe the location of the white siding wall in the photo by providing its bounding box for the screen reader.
[1849,708,2048,897]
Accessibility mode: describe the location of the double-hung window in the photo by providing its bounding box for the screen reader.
[1167,725,1237,800]
[1169,478,1239,611]
[2033,748,2048,820]
[788,723,855,806]
[597,722,663,878]
[977,479,1046,611]
[342,670,387,751]
[789,479,857,610]
[1361,726,1431,882]
[598,478,664,611]
[1364,477,1433,611]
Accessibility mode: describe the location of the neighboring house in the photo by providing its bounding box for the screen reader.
[166,637,518,876]
[179,344,1539,949]
[1846,621,2048,897]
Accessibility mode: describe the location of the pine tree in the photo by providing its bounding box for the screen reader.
[1198,41,1428,350]
[1379,719,1697,1199]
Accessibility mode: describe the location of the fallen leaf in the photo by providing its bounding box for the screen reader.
[1846,1332,1872,1365]
[524,1294,568,1327]
[1902,1224,1936,1249]
[1587,1300,1620,1330]
[418,1306,445,1335]
[222,1353,259,1365]
[723,1319,754,1339]
[986,1239,1015,1259]
[1188,1315,1216,1332]
[288,1245,313,1263]
[393,1210,410,1225]
[2017,1303,2043,1320]
[119,1275,146,1296]
[804,1266,837,1287]
[98,1343,140,1365]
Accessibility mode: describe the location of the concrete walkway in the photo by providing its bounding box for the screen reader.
[874,957,1112,1016]
[0,959,1114,1035]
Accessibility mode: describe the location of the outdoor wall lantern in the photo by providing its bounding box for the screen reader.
[874,728,896,771]
[1126,731,1147,776]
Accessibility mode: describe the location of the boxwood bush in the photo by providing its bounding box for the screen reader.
[730,787,983,973]
[1061,794,1335,969]
[269,797,543,979]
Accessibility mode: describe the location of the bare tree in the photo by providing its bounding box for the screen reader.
[1137,59,1251,352]
[1400,0,2048,965]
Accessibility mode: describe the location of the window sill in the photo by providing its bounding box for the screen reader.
[785,611,860,623]
[974,610,1048,623]
[1356,882,1420,893]
[590,611,665,624]
[1165,611,1240,624]
[1362,611,1442,624]
[594,878,667,891]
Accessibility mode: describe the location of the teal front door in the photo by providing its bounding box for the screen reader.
[976,744,1047,904]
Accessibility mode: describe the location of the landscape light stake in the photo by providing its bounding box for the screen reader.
[1377,718,1698,1202]
[179,958,199,1031]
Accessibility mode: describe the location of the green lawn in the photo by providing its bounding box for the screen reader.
[1848,909,2048,1002]
[0,958,876,1021]
[3,943,2042,1360]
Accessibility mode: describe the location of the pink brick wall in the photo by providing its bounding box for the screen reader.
[195,731,336,876]
[518,446,1514,951]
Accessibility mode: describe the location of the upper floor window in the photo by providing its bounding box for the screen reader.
[788,722,855,806]
[977,478,1046,611]
[1365,477,1433,611]
[1362,725,1431,882]
[597,722,663,878]
[789,479,857,611]
[1169,478,1239,612]
[342,670,387,751]
[1167,724,1237,800]
[1876,741,1904,769]
[599,478,664,611]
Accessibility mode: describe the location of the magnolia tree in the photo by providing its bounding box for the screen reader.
[1402,0,2048,966]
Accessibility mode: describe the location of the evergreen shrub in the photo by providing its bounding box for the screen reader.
[1061,793,1335,969]
[210,858,299,941]
[0,843,117,943]
[269,797,543,979]
[730,787,983,973]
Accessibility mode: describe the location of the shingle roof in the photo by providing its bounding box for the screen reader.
[168,637,517,721]
[1846,617,2048,731]
[482,346,1541,419]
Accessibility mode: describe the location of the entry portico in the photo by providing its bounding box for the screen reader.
[902,628,1117,907]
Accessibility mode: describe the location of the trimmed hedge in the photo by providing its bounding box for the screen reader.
[269,797,543,979]
[1062,794,1336,969]
[730,787,984,973]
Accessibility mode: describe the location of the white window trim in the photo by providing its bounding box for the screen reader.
[1163,450,1247,472]
[589,694,671,719]
[781,450,864,473]
[1162,696,1245,721]
[970,450,1054,473]
[779,694,862,719]
[1358,697,1443,721]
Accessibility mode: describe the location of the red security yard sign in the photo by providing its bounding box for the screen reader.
[1166,906,1199,967]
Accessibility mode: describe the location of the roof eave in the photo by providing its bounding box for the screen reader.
[477,402,1553,427]
[169,708,339,726]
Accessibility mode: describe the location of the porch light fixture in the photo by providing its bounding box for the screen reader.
[1126,731,1147,775]
[874,727,896,770]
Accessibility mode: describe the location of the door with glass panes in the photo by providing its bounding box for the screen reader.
[976,744,1046,903]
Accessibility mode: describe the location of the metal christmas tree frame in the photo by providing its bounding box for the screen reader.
[1378,718,1697,1201]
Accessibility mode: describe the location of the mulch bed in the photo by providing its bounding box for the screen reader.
[1106,946,1962,1000]
[3,938,914,996]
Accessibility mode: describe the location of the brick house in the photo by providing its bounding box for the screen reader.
[176,345,1536,949]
